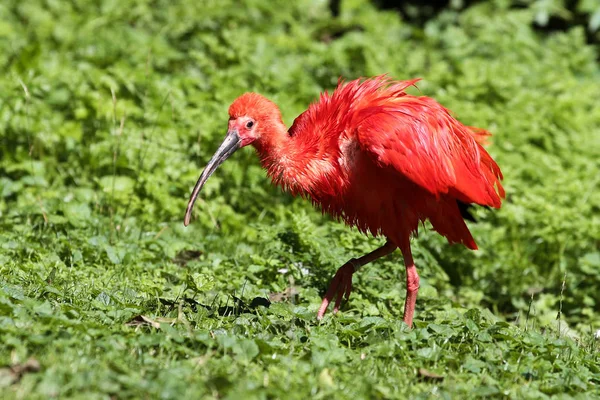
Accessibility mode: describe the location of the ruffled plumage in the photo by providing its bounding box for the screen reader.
[232,75,505,249]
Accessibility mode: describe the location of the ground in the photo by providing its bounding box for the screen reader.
[1,0,599,398]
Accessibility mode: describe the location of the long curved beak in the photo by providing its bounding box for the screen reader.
[184,129,241,226]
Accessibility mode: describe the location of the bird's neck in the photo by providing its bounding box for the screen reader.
[253,122,308,194]
[254,120,289,157]
[253,121,291,169]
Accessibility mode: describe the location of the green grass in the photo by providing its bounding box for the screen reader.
[1,0,600,398]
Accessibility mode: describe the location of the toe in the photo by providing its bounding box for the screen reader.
[333,288,344,313]
[344,276,352,300]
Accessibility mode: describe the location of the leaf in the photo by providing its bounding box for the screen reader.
[318,368,334,388]
[95,292,111,306]
[462,356,487,374]
[104,245,124,265]
[589,10,600,31]
[465,318,479,332]
[535,10,549,26]
[416,347,436,360]
[62,202,91,227]
[97,176,136,199]
[579,252,600,275]
[429,323,455,337]
[233,339,259,362]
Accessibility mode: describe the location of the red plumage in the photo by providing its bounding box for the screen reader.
[249,76,503,249]
[187,75,505,326]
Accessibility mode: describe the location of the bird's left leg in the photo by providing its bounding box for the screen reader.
[400,244,419,327]
[317,241,397,319]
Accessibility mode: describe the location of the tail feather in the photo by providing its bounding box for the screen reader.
[428,197,478,250]
[469,126,505,205]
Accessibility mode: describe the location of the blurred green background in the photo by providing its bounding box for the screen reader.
[1,0,599,398]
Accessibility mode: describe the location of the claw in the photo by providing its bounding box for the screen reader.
[317,263,355,319]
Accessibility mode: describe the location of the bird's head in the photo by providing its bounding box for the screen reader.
[183,93,283,226]
[227,92,283,146]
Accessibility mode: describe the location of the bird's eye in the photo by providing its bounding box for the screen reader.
[246,120,254,129]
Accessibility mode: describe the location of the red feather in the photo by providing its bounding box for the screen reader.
[249,76,504,250]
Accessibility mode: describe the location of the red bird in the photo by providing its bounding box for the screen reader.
[184,76,504,326]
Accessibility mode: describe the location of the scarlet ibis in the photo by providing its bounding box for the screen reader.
[184,76,504,326]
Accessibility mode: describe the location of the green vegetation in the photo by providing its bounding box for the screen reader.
[1,0,599,398]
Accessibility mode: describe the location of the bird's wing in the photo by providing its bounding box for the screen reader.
[355,95,504,207]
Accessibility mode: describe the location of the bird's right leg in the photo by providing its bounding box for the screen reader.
[317,241,397,319]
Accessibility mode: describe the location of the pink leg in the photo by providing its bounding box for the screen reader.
[401,245,420,327]
[317,241,397,319]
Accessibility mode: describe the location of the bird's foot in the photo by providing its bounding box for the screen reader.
[317,260,357,319]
